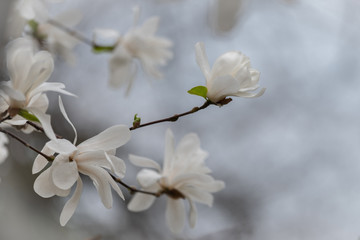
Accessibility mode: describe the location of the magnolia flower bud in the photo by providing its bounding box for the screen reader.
[195,42,265,103]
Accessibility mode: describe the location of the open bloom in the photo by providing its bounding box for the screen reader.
[102,8,173,92]
[33,99,131,226]
[195,42,265,103]
[128,129,225,233]
[0,38,73,139]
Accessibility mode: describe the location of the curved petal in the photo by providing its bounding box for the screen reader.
[24,51,54,95]
[188,199,197,228]
[60,177,83,226]
[127,193,156,212]
[163,129,174,172]
[52,159,78,190]
[166,198,185,234]
[28,82,76,100]
[234,87,266,98]
[33,167,56,198]
[77,125,131,152]
[32,145,53,174]
[137,169,161,188]
[109,46,136,89]
[46,139,77,154]
[210,51,247,81]
[129,154,161,171]
[79,165,113,208]
[179,186,213,207]
[26,107,56,140]
[195,42,210,80]
[59,96,77,144]
[207,75,241,103]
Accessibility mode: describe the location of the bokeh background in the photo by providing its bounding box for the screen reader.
[1,0,360,239]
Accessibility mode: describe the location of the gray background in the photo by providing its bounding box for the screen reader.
[1,0,360,239]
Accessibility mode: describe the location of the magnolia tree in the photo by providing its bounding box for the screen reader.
[0,0,265,237]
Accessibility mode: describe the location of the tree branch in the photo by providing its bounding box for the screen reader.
[130,100,212,130]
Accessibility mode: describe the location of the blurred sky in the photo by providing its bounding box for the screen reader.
[2,0,360,239]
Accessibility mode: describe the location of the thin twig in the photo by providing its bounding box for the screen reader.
[130,100,212,131]
[0,127,54,161]
[47,19,93,46]
[110,174,162,197]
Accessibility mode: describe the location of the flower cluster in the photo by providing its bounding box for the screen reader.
[0,1,267,235]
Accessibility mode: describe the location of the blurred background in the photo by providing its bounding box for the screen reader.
[2,0,360,239]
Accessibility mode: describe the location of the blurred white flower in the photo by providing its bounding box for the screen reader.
[0,133,9,164]
[33,98,131,226]
[128,129,225,233]
[0,37,73,139]
[209,0,245,33]
[195,42,265,103]
[103,8,173,92]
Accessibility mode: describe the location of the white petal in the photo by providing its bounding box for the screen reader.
[59,96,77,144]
[105,172,125,200]
[60,177,83,226]
[52,157,78,190]
[180,186,213,207]
[195,42,210,80]
[188,199,197,228]
[0,84,25,102]
[140,17,159,35]
[163,129,174,172]
[26,107,56,140]
[129,154,161,171]
[109,46,136,89]
[235,87,266,98]
[32,145,53,174]
[207,75,241,103]
[24,51,54,94]
[28,82,76,99]
[166,199,186,234]
[137,169,161,188]
[77,125,131,152]
[46,139,77,154]
[33,167,56,198]
[79,165,113,208]
[128,193,156,212]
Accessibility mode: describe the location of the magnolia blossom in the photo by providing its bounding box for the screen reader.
[128,129,225,233]
[195,42,265,103]
[99,8,173,92]
[33,100,131,226]
[0,38,73,139]
[0,133,9,164]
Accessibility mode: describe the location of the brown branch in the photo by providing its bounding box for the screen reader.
[26,121,63,139]
[130,100,212,131]
[47,19,93,47]
[110,173,162,197]
[0,127,54,161]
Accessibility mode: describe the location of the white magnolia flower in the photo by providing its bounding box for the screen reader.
[105,8,173,91]
[0,38,73,139]
[128,129,225,233]
[33,99,131,226]
[0,133,9,164]
[195,42,265,103]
